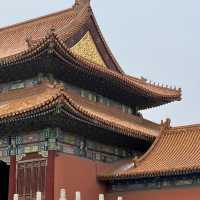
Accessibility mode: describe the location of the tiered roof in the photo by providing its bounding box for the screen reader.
[0,0,197,187]
[0,0,181,109]
[99,121,200,180]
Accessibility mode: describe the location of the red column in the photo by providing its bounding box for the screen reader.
[45,150,56,200]
[8,155,16,200]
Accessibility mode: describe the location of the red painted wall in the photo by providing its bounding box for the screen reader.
[106,187,200,200]
[54,153,200,200]
[54,153,112,200]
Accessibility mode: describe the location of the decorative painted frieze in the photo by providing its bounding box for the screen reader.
[0,127,139,163]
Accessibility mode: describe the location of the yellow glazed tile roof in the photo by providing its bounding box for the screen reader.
[100,122,200,179]
[0,82,160,140]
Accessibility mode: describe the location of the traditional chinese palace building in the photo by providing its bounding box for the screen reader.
[0,0,199,200]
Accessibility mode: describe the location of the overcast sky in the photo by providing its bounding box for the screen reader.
[0,0,199,126]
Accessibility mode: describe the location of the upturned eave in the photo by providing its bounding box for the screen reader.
[0,83,160,142]
[0,31,181,110]
[99,123,200,181]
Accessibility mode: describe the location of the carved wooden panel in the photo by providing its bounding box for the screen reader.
[17,159,47,200]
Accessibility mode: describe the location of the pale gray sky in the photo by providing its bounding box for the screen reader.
[1,0,199,126]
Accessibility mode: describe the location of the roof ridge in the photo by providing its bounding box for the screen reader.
[135,118,171,165]
[173,124,200,129]
[126,75,181,94]
[135,131,162,165]
[69,51,181,99]
[56,2,91,38]
[0,7,75,33]
[137,77,181,93]
[166,124,200,135]
[74,0,91,9]
[89,10,124,74]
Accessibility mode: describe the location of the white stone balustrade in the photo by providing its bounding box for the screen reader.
[59,188,67,200]
[13,190,123,200]
[99,194,104,200]
[75,191,81,200]
[118,196,123,200]
[36,191,42,200]
[13,194,19,200]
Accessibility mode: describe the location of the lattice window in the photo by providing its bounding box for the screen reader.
[17,159,47,200]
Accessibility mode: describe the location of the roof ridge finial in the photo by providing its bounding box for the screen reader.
[25,36,33,48]
[47,25,56,36]
[161,118,171,131]
[53,82,65,92]
[75,0,90,4]
[74,0,90,10]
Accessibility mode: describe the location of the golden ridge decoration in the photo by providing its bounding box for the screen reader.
[70,31,106,68]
